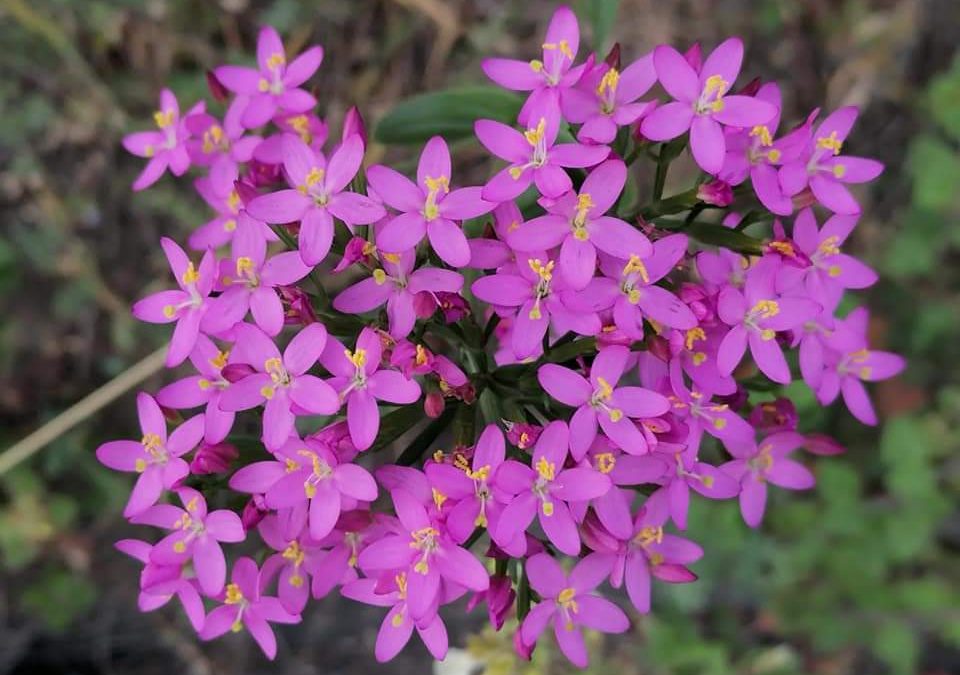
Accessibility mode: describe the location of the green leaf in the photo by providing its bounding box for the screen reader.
[927,55,960,140]
[375,86,523,145]
[579,0,621,52]
[871,620,918,675]
[368,405,428,453]
[909,135,960,213]
[687,221,765,255]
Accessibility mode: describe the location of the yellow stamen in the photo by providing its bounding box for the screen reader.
[623,255,650,283]
[595,452,616,474]
[372,268,387,285]
[817,131,843,155]
[535,456,556,481]
[750,125,773,147]
[181,262,200,285]
[224,583,244,605]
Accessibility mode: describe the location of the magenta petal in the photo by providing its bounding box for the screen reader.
[375,607,414,662]
[739,477,767,527]
[325,134,364,193]
[481,165,532,202]
[347,389,379,450]
[308,483,341,539]
[654,45,699,101]
[482,57,543,91]
[554,616,589,667]
[559,235,596,290]
[525,552,567,597]
[841,377,876,425]
[690,115,725,174]
[539,499,580,555]
[520,601,555,646]
[589,216,652,259]
[283,323,328,375]
[436,545,489,591]
[810,175,861,214]
[283,46,324,87]
[250,287,284,336]
[368,370,421,404]
[366,165,423,212]
[247,189,311,224]
[640,101,694,141]
[328,192,385,226]
[552,468,610,501]
[508,214,568,251]
[427,218,470,267]
[717,324,748,375]
[299,207,334,265]
[334,276,393,314]
[749,332,791,384]
[474,119,530,163]
[194,537,227,595]
[713,95,778,128]
[377,212,428,253]
[471,274,531,307]
[289,375,339,414]
[538,364,591,406]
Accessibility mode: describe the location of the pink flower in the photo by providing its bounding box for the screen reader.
[229,435,377,540]
[471,252,600,359]
[494,421,611,555]
[254,111,329,164]
[205,220,313,335]
[133,487,245,596]
[199,557,301,660]
[369,136,493,266]
[246,134,386,265]
[342,572,450,662]
[641,38,778,174]
[96,393,203,517]
[219,322,339,449]
[156,335,237,444]
[779,107,884,214]
[561,55,658,144]
[184,105,262,177]
[519,552,628,668]
[722,431,816,527]
[538,346,670,458]
[114,538,206,632]
[213,26,323,128]
[131,238,216,367]
[357,489,490,621]
[333,249,463,339]
[123,89,201,190]
[569,234,697,339]
[257,515,325,614]
[320,328,422,450]
[507,160,652,290]
[716,257,821,383]
[650,450,740,530]
[476,103,609,202]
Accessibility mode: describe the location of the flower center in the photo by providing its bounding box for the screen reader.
[596,68,620,114]
[510,117,549,180]
[696,75,728,115]
[423,175,449,221]
[571,193,594,240]
[409,527,440,574]
[533,456,556,516]
[135,433,168,472]
[557,587,579,630]
[527,258,554,320]
[260,357,291,399]
[298,167,328,204]
[590,377,624,421]
[298,449,333,498]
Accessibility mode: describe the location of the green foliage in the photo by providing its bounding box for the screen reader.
[578,0,622,52]
[375,86,523,144]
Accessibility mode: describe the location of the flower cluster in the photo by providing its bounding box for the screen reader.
[100,8,904,667]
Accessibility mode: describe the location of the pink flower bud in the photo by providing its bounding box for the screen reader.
[505,422,542,450]
[206,70,229,102]
[697,179,733,207]
[513,627,535,661]
[221,363,256,383]
[436,292,470,323]
[342,106,367,145]
[749,397,798,432]
[278,286,318,326]
[332,236,373,273]
[241,495,269,530]
[647,334,672,362]
[413,291,438,319]
[424,392,444,418]
[804,433,846,455]
[189,441,238,474]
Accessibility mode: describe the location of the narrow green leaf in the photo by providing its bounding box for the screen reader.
[375,86,523,145]
[687,222,765,255]
[580,0,622,52]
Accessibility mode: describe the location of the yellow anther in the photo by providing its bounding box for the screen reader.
[761,328,777,341]
[283,541,306,566]
[528,258,555,282]
[750,299,780,319]
[266,53,286,70]
[432,450,445,463]
[211,350,230,370]
[144,145,155,158]
[135,458,147,473]
[818,236,841,256]
[701,474,715,488]
[650,552,665,566]
[227,189,241,212]
[185,497,199,513]
[832,164,846,178]
[260,385,275,400]
[535,456,556,481]
[529,59,544,73]
[346,348,367,369]
[768,241,795,257]
[382,253,400,264]
[304,482,317,498]
[542,40,574,60]
[258,79,270,92]
[509,166,526,180]
[624,288,639,305]
[424,175,449,195]
[298,167,324,194]
[524,118,546,147]
[712,417,727,429]
[558,587,576,604]
[573,192,594,228]
[181,262,200,285]
[162,305,177,319]
[289,574,304,587]
[391,611,405,627]
[541,501,555,516]
[623,255,650,283]
[225,583,244,605]
[595,452,616,474]
[432,488,447,509]
[372,268,387,285]
[474,512,488,527]
[685,327,706,351]
[597,68,620,97]
[141,433,163,452]
[173,540,187,554]
[609,408,624,422]
[692,351,708,366]
[202,124,225,154]
[466,465,491,481]
[284,458,300,473]
[518,432,531,448]
[828,265,842,277]
[415,344,429,366]
[817,131,843,155]
[235,256,255,276]
[413,560,430,574]
[153,110,175,129]
[636,525,663,546]
[766,148,782,163]
[231,619,244,633]
[595,377,614,401]
[223,219,237,232]
[361,241,377,256]
[859,366,872,379]
[750,125,773,147]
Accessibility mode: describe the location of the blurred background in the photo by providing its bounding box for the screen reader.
[0,0,958,673]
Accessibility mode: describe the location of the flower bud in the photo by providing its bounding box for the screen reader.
[513,627,535,661]
[222,363,256,383]
[205,70,229,102]
[749,397,798,433]
[342,106,367,145]
[189,441,238,474]
[279,286,318,326]
[804,433,846,455]
[241,495,269,531]
[697,179,733,207]
[424,391,445,418]
[436,292,470,323]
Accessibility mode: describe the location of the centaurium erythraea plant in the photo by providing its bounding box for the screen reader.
[100,8,904,667]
